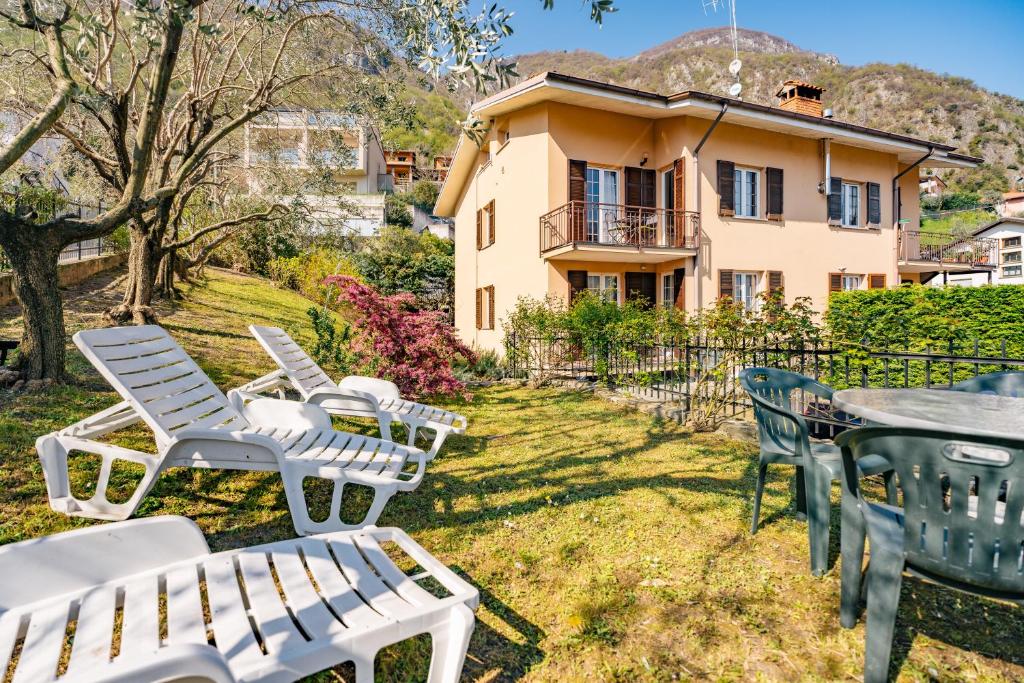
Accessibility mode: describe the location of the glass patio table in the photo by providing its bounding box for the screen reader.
[833,388,1024,439]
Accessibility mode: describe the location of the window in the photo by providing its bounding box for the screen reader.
[587,274,619,303]
[733,168,759,218]
[475,286,495,329]
[733,272,759,311]
[1003,265,1022,278]
[1003,237,1022,249]
[662,169,674,211]
[662,273,674,308]
[1004,251,1022,264]
[841,183,860,227]
[842,274,862,291]
[476,200,495,249]
[585,168,618,241]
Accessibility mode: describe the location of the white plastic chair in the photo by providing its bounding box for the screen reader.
[234,326,467,460]
[35,325,426,534]
[0,516,477,682]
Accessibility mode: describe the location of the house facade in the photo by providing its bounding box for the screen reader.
[244,110,390,235]
[434,72,980,351]
[998,192,1024,218]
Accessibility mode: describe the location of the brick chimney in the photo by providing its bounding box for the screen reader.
[776,80,825,117]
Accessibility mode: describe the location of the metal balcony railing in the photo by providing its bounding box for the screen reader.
[540,201,700,254]
[898,228,996,267]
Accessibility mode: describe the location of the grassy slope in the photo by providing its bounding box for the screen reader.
[0,270,1022,682]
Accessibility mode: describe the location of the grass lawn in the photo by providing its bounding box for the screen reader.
[1,269,1022,682]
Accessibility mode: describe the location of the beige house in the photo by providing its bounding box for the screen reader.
[434,72,981,351]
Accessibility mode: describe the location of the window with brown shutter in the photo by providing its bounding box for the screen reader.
[475,209,482,250]
[568,270,588,303]
[475,288,482,329]
[867,182,881,225]
[766,168,784,220]
[717,160,735,216]
[486,285,495,329]
[719,269,734,299]
[487,200,495,245]
[768,270,784,294]
[569,160,587,241]
[829,272,843,294]
[869,274,886,289]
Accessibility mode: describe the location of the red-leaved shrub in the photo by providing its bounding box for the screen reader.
[324,275,475,399]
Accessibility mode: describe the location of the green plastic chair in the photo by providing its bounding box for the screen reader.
[949,370,1024,397]
[740,367,897,576]
[836,426,1024,683]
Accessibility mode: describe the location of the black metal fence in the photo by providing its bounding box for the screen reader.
[505,332,1024,428]
[0,194,112,272]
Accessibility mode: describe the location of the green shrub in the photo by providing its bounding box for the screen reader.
[306,306,359,378]
[268,248,359,305]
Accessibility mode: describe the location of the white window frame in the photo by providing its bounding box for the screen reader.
[1002,250,1021,264]
[733,271,760,311]
[733,167,760,219]
[841,182,861,228]
[842,274,862,291]
[661,272,674,309]
[1003,265,1022,278]
[585,167,619,242]
[662,169,674,211]
[587,273,619,304]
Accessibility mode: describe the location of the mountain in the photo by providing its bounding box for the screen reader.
[501,28,1023,197]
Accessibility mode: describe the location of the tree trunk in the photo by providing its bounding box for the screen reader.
[106,219,160,324]
[155,248,179,299]
[0,230,65,380]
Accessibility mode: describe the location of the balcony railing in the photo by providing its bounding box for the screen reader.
[898,228,996,267]
[540,201,700,254]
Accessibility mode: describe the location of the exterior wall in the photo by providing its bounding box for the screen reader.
[454,104,552,351]
[546,258,688,308]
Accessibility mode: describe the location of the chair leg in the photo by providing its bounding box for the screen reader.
[353,651,376,683]
[806,465,832,576]
[427,604,475,683]
[882,470,899,506]
[750,462,768,535]
[839,485,866,628]
[863,550,905,683]
[794,465,808,521]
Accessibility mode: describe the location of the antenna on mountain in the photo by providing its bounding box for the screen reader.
[701,0,726,13]
[701,0,743,97]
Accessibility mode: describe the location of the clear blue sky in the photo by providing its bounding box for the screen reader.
[499,0,1024,99]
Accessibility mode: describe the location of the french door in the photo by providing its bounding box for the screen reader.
[586,167,618,242]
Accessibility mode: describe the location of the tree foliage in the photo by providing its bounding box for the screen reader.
[351,226,453,314]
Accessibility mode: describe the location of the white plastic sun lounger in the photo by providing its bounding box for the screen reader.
[233,326,467,460]
[0,516,477,683]
[35,325,426,535]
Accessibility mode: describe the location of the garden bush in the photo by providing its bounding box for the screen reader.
[269,247,359,305]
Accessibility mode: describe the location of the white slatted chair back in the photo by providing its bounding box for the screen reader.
[250,325,337,398]
[74,326,249,445]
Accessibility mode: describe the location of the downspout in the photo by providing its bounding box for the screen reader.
[892,146,933,280]
[692,102,728,310]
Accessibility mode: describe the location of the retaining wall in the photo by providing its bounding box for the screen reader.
[0,253,125,306]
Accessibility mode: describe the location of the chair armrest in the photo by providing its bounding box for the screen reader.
[799,377,835,401]
[306,386,382,412]
[0,517,210,611]
[60,643,235,683]
[239,397,333,431]
[164,428,285,468]
[339,375,401,401]
[748,391,812,458]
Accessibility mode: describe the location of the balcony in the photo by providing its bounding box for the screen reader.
[540,201,700,263]
[897,228,997,273]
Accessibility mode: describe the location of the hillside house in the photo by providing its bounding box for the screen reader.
[434,73,984,351]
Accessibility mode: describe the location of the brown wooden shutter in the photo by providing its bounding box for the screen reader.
[625,167,642,207]
[475,209,482,249]
[867,182,881,225]
[768,270,784,294]
[568,160,587,241]
[869,273,886,289]
[828,177,842,223]
[487,200,495,244]
[673,159,685,211]
[486,285,495,329]
[625,272,656,308]
[475,288,482,329]
[717,160,735,216]
[719,269,734,299]
[641,169,655,208]
[673,267,685,310]
[568,269,588,303]
[829,272,843,293]
[766,167,784,220]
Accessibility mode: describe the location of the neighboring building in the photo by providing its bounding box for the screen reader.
[919,173,947,199]
[412,206,454,240]
[958,217,1024,286]
[434,72,982,351]
[433,156,453,182]
[997,191,1024,218]
[244,110,390,235]
[385,150,417,192]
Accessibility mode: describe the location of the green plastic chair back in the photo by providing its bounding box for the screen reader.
[949,370,1024,398]
[838,426,1024,597]
[739,367,833,463]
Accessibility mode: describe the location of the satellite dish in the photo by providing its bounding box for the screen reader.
[728,59,742,76]
[728,82,743,97]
